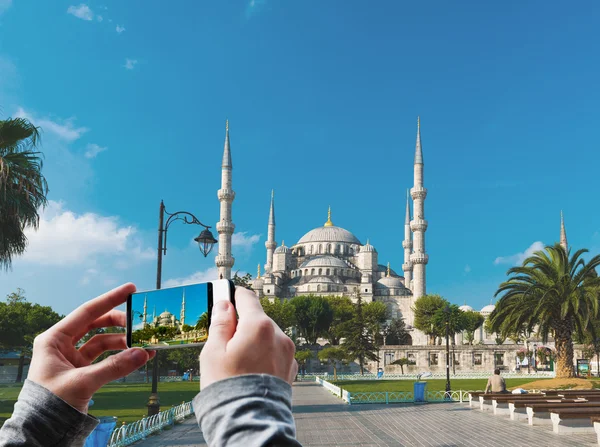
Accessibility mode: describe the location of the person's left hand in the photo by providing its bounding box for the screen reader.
[27,283,155,413]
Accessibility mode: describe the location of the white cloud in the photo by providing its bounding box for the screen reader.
[15,107,89,142]
[124,59,138,70]
[97,15,103,22]
[80,268,98,285]
[67,4,94,21]
[0,0,12,15]
[494,241,545,266]
[84,143,107,159]
[22,200,153,266]
[231,232,261,250]
[116,25,125,33]
[163,267,220,288]
[464,264,471,274]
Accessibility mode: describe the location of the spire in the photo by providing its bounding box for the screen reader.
[405,189,411,224]
[414,116,423,164]
[560,210,568,252]
[386,262,391,277]
[222,119,232,168]
[281,240,285,246]
[269,190,275,226]
[257,263,261,279]
[142,294,147,326]
[324,206,333,227]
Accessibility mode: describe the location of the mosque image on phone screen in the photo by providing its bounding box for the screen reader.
[131,285,209,348]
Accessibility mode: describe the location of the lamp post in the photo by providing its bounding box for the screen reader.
[147,200,217,416]
[444,305,451,399]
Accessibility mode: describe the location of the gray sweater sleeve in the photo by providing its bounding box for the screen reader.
[194,374,302,447]
[0,379,98,447]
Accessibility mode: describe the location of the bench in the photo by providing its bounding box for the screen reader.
[526,402,600,426]
[507,399,583,421]
[590,417,600,445]
[478,393,543,412]
[549,407,600,434]
[489,395,549,416]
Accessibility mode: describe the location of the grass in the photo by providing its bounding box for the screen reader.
[332,378,553,393]
[0,381,200,427]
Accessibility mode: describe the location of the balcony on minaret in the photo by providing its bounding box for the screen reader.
[410,253,429,265]
[410,186,428,200]
[217,188,236,202]
[265,240,277,250]
[215,255,235,267]
[410,219,428,233]
[402,262,413,272]
[402,240,413,249]
[216,221,235,234]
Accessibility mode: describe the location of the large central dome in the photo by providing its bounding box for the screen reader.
[297,226,361,245]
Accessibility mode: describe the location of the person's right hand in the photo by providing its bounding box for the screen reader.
[200,287,297,389]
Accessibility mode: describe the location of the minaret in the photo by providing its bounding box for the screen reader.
[265,190,277,273]
[402,189,413,288]
[180,288,186,327]
[560,210,568,252]
[152,305,156,325]
[142,294,148,327]
[410,117,429,299]
[257,263,261,279]
[215,119,236,279]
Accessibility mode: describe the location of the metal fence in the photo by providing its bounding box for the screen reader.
[107,401,193,447]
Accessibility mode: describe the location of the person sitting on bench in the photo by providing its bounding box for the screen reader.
[485,369,508,394]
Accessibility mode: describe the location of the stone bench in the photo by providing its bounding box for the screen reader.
[526,402,600,426]
[478,393,544,412]
[549,407,600,434]
[490,395,548,416]
[508,399,582,421]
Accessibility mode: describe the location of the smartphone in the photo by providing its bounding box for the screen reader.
[126,279,235,350]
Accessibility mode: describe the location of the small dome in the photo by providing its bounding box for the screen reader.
[480,304,496,314]
[274,244,290,254]
[376,276,405,289]
[360,242,376,253]
[300,255,348,269]
[297,226,361,245]
[459,305,474,312]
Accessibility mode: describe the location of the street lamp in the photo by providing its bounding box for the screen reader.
[444,305,451,399]
[147,200,217,416]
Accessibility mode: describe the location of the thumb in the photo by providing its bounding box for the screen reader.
[84,348,150,388]
[205,300,236,351]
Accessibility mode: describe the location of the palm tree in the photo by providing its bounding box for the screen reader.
[489,244,600,378]
[0,117,48,270]
[195,312,208,331]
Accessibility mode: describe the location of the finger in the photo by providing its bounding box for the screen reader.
[78,334,128,363]
[83,348,150,388]
[205,300,237,352]
[72,310,127,344]
[233,287,264,318]
[54,283,136,337]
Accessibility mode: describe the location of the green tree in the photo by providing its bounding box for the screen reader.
[489,244,600,378]
[166,347,201,375]
[294,349,313,377]
[0,289,62,381]
[233,271,253,289]
[196,312,208,331]
[0,117,49,270]
[324,295,354,345]
[341,291,379,375]
[413,294,450,345]
[131,326,157,345]
[260,297,296,335]
[289,295,333,345]
[317,346,348,381]
[390,357,411,374]
[383,318,411,345]
[363,301,389,345]
[431,304,466,343]
[181,324,193,332]
[154,326,178,341]
[461,310,485,345]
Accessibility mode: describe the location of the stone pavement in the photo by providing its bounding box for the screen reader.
[134,382,598,446]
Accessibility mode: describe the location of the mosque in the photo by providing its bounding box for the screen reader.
[212,119,569,359]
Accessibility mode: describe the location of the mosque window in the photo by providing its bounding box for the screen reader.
[365,289,368,293]
[317,285,321,292]
[326,268,330,276]
[311,268,315,275]
[473,353,482,366]
[326,244,331,253]
[267,289,271,294]
[309,245,313,254]
[429,353,438,366]
[337,244,341,254]
[299,270,302,277]
[318,268,322,275]
[333,269,337,276]
[494,352,505,366]
[318,244,322,254]
[305,269,308,276]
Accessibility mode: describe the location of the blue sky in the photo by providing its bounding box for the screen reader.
[1,0,599,314]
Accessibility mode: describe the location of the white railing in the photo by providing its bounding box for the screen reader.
[315,377,342,397]
[107,401,193,447]
[327,371,555,381]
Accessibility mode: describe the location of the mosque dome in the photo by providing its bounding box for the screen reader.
[376,276,406,289]
[274,243,290,254]
[300,256,348,269]
[159,311,172,318]
[360,241,376,253]
[480,304,496,315]
[459,305,474,312]
[297,226,361,245]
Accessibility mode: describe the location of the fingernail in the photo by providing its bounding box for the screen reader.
[130,348,148,363]
[212,300,229,317]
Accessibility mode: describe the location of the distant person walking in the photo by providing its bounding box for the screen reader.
[485,369,508,393]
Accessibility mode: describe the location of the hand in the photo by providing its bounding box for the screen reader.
[27,283,155,413]
[200,287,297,389]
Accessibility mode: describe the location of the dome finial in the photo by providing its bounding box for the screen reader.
[257,263,261,279]
[366,238,370,245]
[226,119,229,132]
[324,205,333,227]
[386,262,391,277]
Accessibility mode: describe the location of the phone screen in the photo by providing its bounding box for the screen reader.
[128,282,211,350]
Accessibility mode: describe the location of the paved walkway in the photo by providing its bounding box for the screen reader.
[135,383,598,446]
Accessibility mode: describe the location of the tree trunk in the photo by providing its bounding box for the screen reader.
[400,364,404,374]
[15,353,25,383]
[554,323,575,378]
[333,364,337,381]
[359,358,364,375]
[428,334,435,345]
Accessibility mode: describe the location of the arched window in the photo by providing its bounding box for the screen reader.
[326,268,330,276]
[299,270,302,277]
[337,244,341,254]
[326,244,331,253]
[318,268,322,275]
[318,244,323,254]
[305,269,308,276]
[311,268,315,275]
[333,269,337,276]
[317,285,321,292]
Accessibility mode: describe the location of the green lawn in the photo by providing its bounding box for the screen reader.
[332,378,552,393]
[0,381,200,427]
